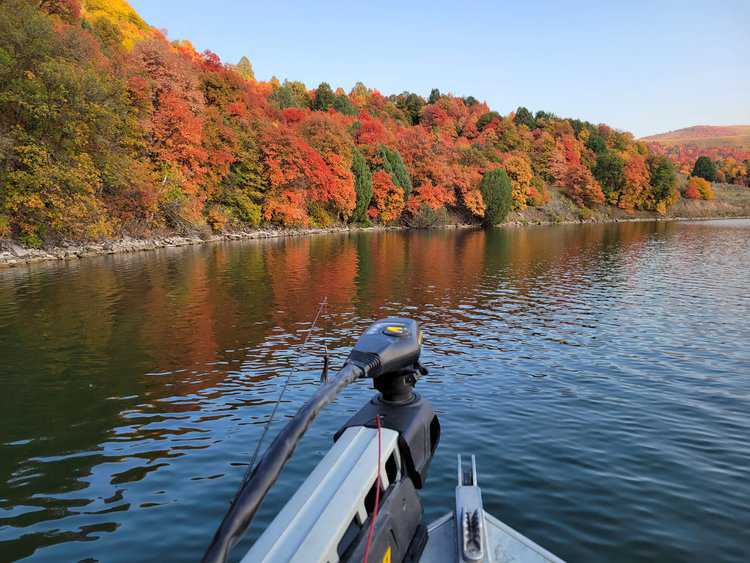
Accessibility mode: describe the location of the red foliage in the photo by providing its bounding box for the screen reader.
[282,107,307,125]
[683,184,700,199]
[355,111,389,146]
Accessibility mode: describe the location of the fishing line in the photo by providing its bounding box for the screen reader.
[243,297,328,483]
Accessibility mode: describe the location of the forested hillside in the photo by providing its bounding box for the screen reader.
[0,0,700,246]
[643,126,750,183]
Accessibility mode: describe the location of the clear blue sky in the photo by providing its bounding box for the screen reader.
[130,0,749,137]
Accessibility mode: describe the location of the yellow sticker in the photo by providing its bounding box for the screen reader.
[382,546,392,563]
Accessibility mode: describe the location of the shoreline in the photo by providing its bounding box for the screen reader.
[1,214,747,269]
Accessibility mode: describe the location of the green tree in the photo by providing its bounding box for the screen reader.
[235,56,255,81]
[313,82,335,111]
[480,169,512,227]
[513,106,536,129]
[593,152,625,198]
[428,88,441,104]
[269,79,311,109]
[393,92,424,125]
[585,133,607,154]
[692,156,717,182]
[217,134,268,226]
[647,155,676,203]
[351,148,372,222]
[379,145,413,198]
[332,93,356,115]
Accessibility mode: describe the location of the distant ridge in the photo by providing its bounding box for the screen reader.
[641,125,750,149]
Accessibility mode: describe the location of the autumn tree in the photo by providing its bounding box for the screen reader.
[502,154,533,210]
[476,111,500,131]
[39,0,81,22]
[684,176,714,200]
[349,81,370,106]
[480,169,512,227]
[235,56,255,81]
[561,164,604,207]
[369,170,405,223]
[618,153,650,210]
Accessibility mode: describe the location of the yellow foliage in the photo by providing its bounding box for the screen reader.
[686,176,715,201]
[82,0,152,50]
[502,153,533,210]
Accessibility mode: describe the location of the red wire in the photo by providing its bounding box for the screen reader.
[362,415,382,563]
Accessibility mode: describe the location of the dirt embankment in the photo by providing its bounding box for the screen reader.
[2,185,749,268]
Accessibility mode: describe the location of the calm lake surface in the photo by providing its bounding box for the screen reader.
[1,220,749,562]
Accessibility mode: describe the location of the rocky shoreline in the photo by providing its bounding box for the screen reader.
[0,226,398,268]
[2,214,747,269]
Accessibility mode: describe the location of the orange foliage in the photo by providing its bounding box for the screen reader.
[369,170,405,223]
[502,153,533,210]
[684,176,714,200]
[619,154,650,210]
[560,163,604,207]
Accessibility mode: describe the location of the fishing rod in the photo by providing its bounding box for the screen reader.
[202,317,428,563]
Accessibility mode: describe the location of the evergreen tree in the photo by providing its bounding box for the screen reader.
[513,106,536,129]
[379,145,413,198]
[692,156,717,182]
[351,148,372,222]
[585,133,607,154]
[393,92,424,125]
[313,82,335,111]
[428,88,441,104]
[480,169,512,227]
[332,93,356,115]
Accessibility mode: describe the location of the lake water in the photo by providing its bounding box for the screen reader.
[1,220,749,562]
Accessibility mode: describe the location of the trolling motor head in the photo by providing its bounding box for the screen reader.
[346,317,426,403]
[202,317,435,563]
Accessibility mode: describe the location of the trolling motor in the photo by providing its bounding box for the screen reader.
[202,318,440,563]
